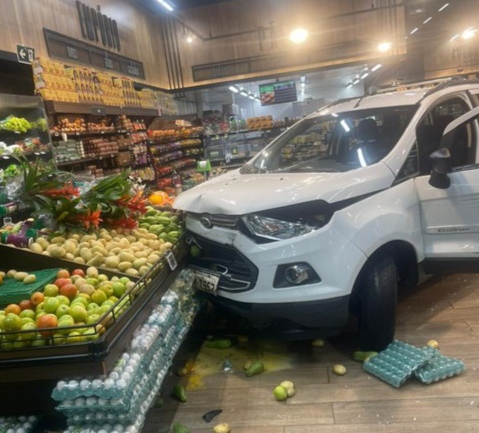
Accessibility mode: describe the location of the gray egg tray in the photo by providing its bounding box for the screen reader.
[363,340,465,387]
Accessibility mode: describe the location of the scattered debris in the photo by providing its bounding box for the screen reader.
[203,409,223,423]
[171,385,188,402]
[245,360,265,377]
[213,423,231,433]
[332,364,347,376]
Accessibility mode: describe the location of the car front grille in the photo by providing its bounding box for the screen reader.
[186,212,239,230]
[187,233,258,292]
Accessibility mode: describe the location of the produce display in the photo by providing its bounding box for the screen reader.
[0,266,136,349]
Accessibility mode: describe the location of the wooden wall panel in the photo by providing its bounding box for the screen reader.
[0,0,169,88]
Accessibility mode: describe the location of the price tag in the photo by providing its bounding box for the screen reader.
[61,132,68,142]
[165,249,177,271]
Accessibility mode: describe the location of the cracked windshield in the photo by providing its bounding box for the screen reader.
[241,106,417,174]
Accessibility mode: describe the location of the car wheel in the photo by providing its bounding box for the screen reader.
[358,255,397,351]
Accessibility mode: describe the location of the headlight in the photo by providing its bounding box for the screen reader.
[242,214,315,241]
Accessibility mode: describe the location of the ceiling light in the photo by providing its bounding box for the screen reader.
[361,73,369,79]
[451,34,460,41]
[371,64,382,72]
[378,42,392,52]
[423,17,432,24]
[410,27,419,35]
[462,28,477,39]
[347,84,353,88]
[239,89,248,97]
[229,86,239,93]
[248,93,255,100]
[438,3,449,12]
[340,119,351,132]
[157,0,174,12]
[300,76,306,83]
[352,79,360,85]
[301,82,305,88]
[289,28,309,44]
[186,35,194,43]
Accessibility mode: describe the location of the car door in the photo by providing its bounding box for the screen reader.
[414,101,479,274]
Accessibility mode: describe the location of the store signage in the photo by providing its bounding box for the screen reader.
[16,44,35,64]
[259,81,297,106]
[76,1,121,51]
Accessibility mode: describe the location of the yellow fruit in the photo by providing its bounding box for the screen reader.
[426,339,439,349]
[332,364,347,376]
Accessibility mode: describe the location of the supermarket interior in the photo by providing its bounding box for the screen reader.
[0,1,479,433]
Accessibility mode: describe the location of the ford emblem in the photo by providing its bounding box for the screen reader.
[200,216,213,229]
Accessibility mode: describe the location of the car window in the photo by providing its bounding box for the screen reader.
[416,97,473,174]
[241,106,417,174]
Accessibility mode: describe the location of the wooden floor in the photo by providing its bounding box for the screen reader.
[144,274,479,433]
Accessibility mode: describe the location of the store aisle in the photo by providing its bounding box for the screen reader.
[144,274,479,433]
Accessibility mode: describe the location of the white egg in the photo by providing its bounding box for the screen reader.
[80,379,90,390]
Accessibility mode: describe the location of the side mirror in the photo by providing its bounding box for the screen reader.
[428,147,451,189]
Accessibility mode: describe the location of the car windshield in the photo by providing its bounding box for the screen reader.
[240,106,417,174]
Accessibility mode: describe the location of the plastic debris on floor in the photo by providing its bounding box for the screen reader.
[363,340,465,387]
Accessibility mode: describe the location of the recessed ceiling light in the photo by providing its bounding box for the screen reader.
[371,64,382,72]
[410,27,419,35]
[438,3,449,12]
[378,42,392,52]
[361,73,369,79]
[229,86,239,93]
[423,17,432,24]
[462,28,477,39]
[289,28,309,44]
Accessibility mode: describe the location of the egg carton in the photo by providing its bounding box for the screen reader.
[363,340,433,387]
[414,347,465,384]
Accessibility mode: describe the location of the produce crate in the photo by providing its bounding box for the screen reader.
[0,241,187,380]
[0,269,60,306]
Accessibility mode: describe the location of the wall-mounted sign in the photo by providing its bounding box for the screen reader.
[259,81,297,106]
[16,44,35,64]
[76,1,121,51]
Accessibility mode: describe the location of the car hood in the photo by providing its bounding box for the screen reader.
[174,164,395,215]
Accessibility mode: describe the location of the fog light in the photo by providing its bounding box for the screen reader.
[285,264,310,284]
[274,263,320,288]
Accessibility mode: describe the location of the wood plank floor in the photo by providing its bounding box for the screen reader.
[144,274,479,433]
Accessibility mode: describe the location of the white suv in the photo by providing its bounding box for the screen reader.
[174,78,479,351]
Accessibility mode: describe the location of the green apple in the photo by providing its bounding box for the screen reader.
[119,277,131,286]
[66,331,83,344]
[56,295,71,306]
[43,284,59,297]
[30,337,48,347]
[20,317,35,326]
[86,277,99,288]
[55,304,70,318]
[20,323,37,340]
[87,302,99,312]
[86,314,100,324]
[70,296,88,308]
[97,274,109,283]
[91,289,107,305]
[69,305,88,323]
[35,302,45,314]
[44,297,61,314]
[112,282,126,297]
[98,282,114,297]
[20,309,36,320]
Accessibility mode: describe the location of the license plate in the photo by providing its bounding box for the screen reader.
[193,271,219,295]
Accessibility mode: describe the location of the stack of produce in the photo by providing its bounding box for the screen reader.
[51,270,200,432]
[0,266,137,349]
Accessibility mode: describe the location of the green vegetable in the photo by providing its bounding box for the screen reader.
[205,339,232,349]
[172,422,190,433]
[352,350,378,362]
[190,245,201,257]
[245,360,265,377]
[171,385,187,402]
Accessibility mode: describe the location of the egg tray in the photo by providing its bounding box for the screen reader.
[362,340,433,387]
[0,268,61,306]
[414,347,465,384]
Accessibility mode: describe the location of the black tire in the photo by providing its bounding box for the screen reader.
[358,255,397,351]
